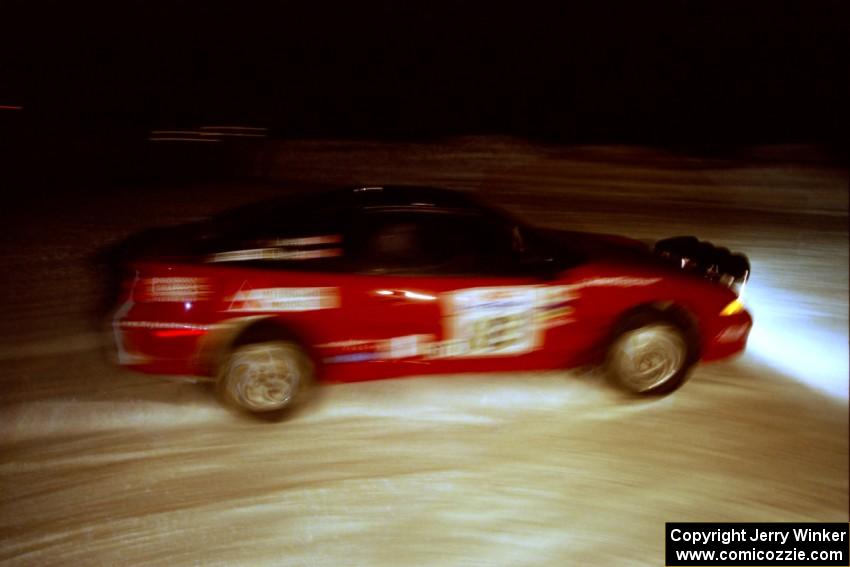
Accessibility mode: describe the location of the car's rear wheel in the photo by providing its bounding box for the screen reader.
[605,314,694,395]
[219,341,314,414]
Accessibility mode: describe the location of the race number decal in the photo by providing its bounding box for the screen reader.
[535,285,578,329]
[442,287,540,356]
[434,285,578,358]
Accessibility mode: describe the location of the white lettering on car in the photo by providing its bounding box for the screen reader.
[144,277,213,302]
[265,234,343,247]
[570,276,662,288]
[226,287,340,312]
[118,321,211,330]
[209,247,342,263]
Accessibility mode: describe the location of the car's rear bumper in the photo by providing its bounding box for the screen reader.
[113,320,212,377]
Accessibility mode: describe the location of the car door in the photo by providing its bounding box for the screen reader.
[331,207,566,380]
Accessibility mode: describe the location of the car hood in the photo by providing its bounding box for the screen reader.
[535,227,654,265]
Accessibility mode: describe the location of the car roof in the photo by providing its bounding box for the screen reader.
[209,185,486,238]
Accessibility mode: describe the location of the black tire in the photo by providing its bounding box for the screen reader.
[604,311,696,395]
[217,340,314,414]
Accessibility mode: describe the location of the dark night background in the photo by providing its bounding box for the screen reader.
[2,2,847,153]
[1,4,848,559]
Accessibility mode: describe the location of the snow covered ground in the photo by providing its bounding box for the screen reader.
[0,140,846,566]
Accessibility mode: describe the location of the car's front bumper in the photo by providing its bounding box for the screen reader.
[701,310,753,362]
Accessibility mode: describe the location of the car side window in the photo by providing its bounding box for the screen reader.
[203,192,352,272]
[204,231,347,271]
[350,211,520,275]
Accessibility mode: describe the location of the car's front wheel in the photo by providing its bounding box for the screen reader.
[218,341,314,414]
[605,313,695,395]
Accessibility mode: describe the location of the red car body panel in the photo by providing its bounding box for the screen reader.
[113,256,752,384]
[110,186,752,385]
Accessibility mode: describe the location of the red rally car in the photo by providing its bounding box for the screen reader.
[110,186,752,414]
